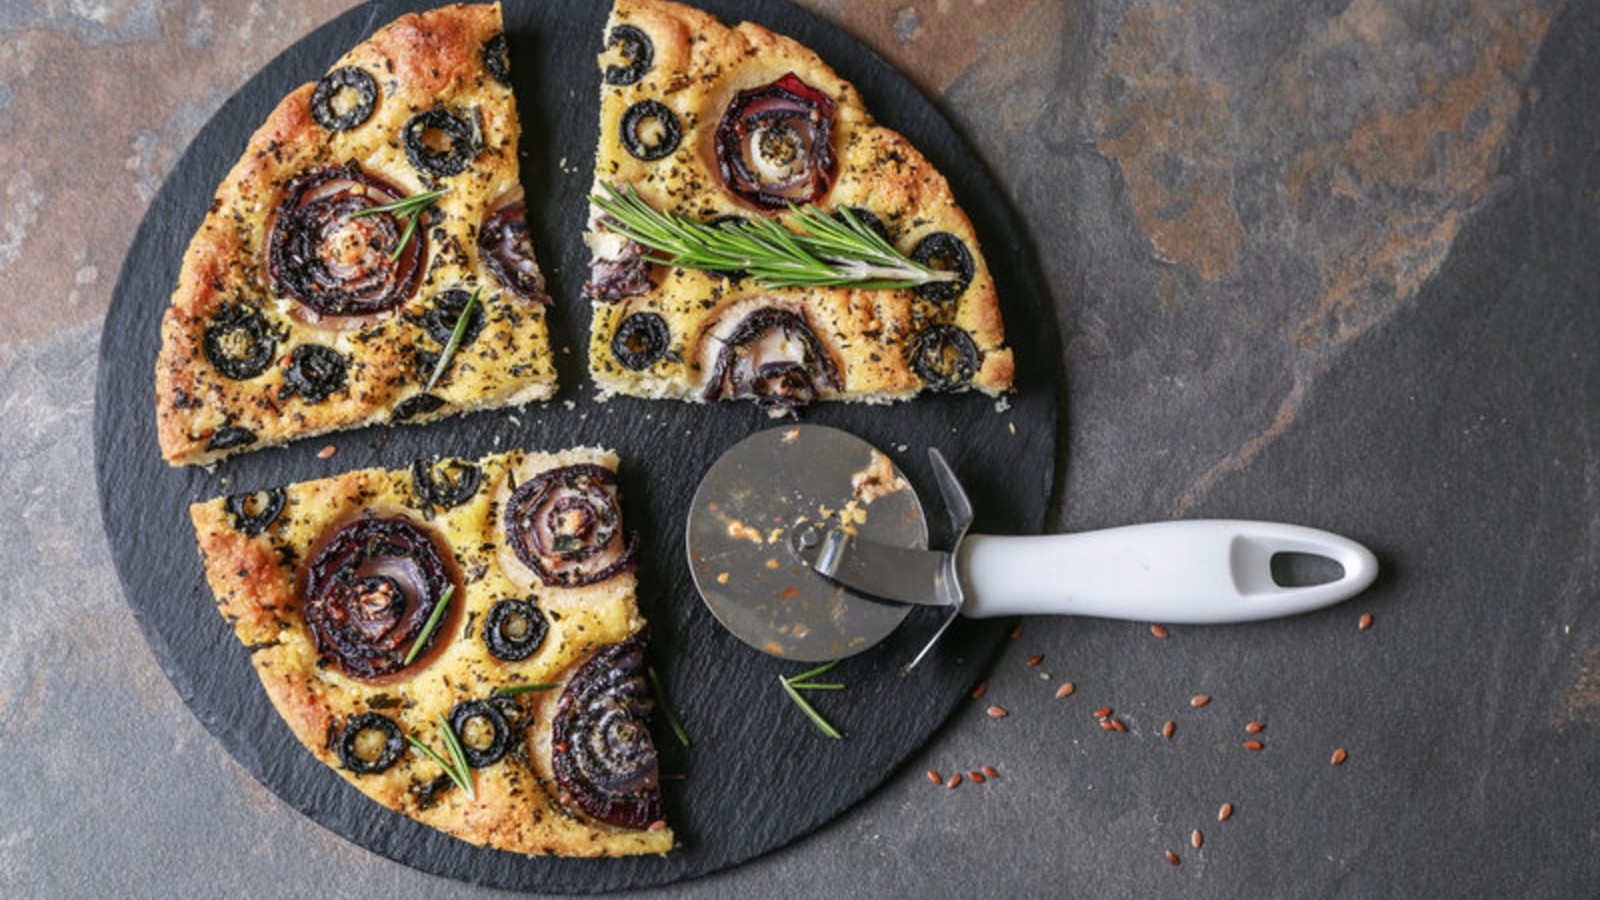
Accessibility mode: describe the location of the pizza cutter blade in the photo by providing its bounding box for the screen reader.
[686,425,1379,667]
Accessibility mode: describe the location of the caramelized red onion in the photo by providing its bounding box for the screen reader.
[714,73,838,209]
[479,200,549,302]
[504,465,637,587]
[702,306,840,413]
[266,165,426,318]
[550,635,662,829]
[302,517,456,679]
[584,239,653,302]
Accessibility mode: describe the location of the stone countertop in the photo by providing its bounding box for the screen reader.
[5,0,1598,897]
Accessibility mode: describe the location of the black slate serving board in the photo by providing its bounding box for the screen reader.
[94,0,1058,892]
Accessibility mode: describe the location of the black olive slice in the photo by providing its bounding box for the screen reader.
[206,425,256,452]
[490,695,528,733]
[411,457,483,510]
[483,33,511,86]
[483,598,548,661]
[504,464,638,588]
[911,232,975,303]
[714,73,838,209]
[603,24,654,86]
[279,343,348,404]
[303,517,456,679]
[412,773,455,809]
[420,288,485,348]
[448,699,512,768]
[551,635,661,829]
[479,201,548,302]
[908,324,982,390]
[266,166,426,317]
[202,303,280,381]
[393,393,446,422]
[403,107,481,178]
[311,66,378,132]
[224,488,286,537]
[338,712,405,774]
[835,206,892,245]
[611,312,670,371]
[620,100,680,161]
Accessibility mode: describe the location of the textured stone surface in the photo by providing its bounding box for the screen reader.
[5,0,1600,897]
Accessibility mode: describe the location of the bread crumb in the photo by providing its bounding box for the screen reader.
[318,445,337,459]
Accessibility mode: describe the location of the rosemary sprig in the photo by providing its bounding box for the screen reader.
[647,666,691,748]
[493,682,562,696]
[347,188,447,261]
[589,181,957,290]
[401,584,454,667]
[405,713,475,799]
[423,286,480,393]
[779,660,844,739]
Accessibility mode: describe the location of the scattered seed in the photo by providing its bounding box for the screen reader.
[318,444,337,459]
[926,769,942,785]
[1190,694,1211,708]
[1245,721,1265,734]
[982,765,999,779]
[986,705,1008,719]
[1099,719,1117,732]
[1150,624,1169,639]
[946,772,962,789]
[1191,829,1204,849]
[1331,747,1349,766]
[971,681,988,700]
[1026,653,1044,667]
[1010,623,1024,640]
[1359,612,1374,631]
[648,819,668,832]
[1093,706,1113,719]
[968,770,986,784]
[1165,850,1180,866]
[1111,718,1128,733]
[1163,720,1176,740]
[1244,739,1264,751]
[1055,682,1076,700]
[1218,802,1234,822]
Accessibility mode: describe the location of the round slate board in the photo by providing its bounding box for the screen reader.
[94,0,1059,892]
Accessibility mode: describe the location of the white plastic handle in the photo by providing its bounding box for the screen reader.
[957,520,1378,623]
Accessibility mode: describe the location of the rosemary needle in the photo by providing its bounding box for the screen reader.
[648,666,691,748]
[347,188,446,261]
[780,674,843,740]
[401,583,454,667]
[423,287,480,393]
[493,682,562,696]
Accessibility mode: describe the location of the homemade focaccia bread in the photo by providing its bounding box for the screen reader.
[157,3,556,466]
[584,0,1013,413]
[190,448,672,856]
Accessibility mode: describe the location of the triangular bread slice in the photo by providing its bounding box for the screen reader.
[156,3,556,466]
[584,0,1013,411]
[190,447,672,855]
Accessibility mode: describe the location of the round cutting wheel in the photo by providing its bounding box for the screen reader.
[686,424,928,661]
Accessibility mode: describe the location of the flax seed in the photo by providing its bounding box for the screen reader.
[1166,850,1180,866]
[1093,706,1113,719]
[1218,802,1234,822]
[1055,682,1076,700]
[1245,721,1265,734]
[986,705,1008,719]
[1099,718,1117,732]
[1244,739,1264,751]
[1190,694,1211,708]
[947,772,962,788]
[968,771,986,784]
[1026,653,1044,667]
[1111,718,1128,732]
[1332,747,1349,766]
[1359,612,1374,631]
[318,444,337,459]
[926,769,941,785]
[1163,720,1175,740]
[1010,623,1024,640]
[1150,624,1169,638]
[982,765,999,779]
[971,681,987,700]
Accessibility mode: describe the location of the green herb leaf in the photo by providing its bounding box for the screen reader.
[423,287,480,393]
[786,660,842,685]
[779,674,843,740]
[402,583,455,667]
[493,682,562,696]
[589,181,957,291]
[347,188,447,261]
[405,728,475,800]
[435,711,475,799]
[647,666,691,748]
[787,682,845,691]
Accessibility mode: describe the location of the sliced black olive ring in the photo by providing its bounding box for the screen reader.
[448,699,512,768]
[911,232,975,303]
[411,457,483,510]
[403,107,481,178]
[202,302,279,381]
[338,712,405,775]
[279,343,348,404]
[490,695,529,733]
[483,33,511,86]
[620,100,680,161]
[611,311,670,371]
[908,323,982,390]
[311,66,378,132]
[482,598,548,661]
[603,24,654,86]
[421,288,485,348]
[206,425,256,452]
[392,393,446,423]
[224,488,286,537]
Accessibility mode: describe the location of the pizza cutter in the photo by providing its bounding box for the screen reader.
[685,424,1378,668]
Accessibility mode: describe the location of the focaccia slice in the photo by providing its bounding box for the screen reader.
[585,0,1013,411]
[190,448,672,856]
[157,3,556,466]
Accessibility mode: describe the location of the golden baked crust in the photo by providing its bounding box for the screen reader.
[190,448,673,856]
[585,0,1013,407]
[156,3,556,467]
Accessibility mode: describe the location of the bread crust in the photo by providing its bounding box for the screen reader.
[190,448,673,856]
[156,3,556,467]
[586,0,1014,405]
